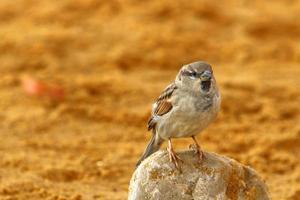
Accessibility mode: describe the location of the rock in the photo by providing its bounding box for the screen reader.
[128,150,270,200]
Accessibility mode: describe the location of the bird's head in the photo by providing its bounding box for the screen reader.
[176,61,217,95]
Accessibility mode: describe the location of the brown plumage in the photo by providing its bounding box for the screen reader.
[147,83,177,131]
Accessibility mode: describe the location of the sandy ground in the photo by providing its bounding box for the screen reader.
[0,0,300,199]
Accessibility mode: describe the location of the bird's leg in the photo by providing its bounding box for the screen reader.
[167,139,182,170]
[191,136,205,162]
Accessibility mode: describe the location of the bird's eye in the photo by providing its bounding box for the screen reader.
[190,71,197,79]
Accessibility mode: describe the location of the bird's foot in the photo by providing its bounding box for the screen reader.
[167,146,182,171]
[189,143,205,164]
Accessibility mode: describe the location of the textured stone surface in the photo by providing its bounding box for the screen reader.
[129,150,270,200]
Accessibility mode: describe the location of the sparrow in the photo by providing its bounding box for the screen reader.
[136,61,221,169]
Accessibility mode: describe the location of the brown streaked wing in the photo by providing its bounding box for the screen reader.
[147,83,177,131]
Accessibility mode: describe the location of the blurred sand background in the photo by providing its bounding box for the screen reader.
[0,0,300,199]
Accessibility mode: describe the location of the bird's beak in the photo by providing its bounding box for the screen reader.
[200,70,212,81]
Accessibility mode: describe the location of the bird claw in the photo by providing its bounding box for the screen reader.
[189,143,205,163]
[167,146,182,171]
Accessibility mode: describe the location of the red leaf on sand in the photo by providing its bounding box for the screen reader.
[22,77,65,101]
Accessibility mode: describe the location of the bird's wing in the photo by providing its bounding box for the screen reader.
[147,82,177,131]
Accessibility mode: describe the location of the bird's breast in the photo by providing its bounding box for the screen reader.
[157,93,220,139]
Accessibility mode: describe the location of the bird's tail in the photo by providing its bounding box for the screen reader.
[136,131,164,167]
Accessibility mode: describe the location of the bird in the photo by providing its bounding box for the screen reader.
[136,61,221,169]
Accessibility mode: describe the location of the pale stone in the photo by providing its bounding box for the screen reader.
[128,150,270,200]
